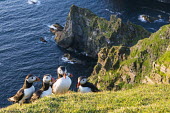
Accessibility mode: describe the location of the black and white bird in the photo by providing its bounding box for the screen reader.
[77,76,100,93]
[52,66,73,94]
[31,74,55,102]
[8,74,40,105]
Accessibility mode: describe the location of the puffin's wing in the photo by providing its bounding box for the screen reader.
[30,90,43,102]
[8,89,24,103]
[86,82,100,92]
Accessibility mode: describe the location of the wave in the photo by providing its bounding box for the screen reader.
[105,9,122,16]
[61,57,75,64]
[138,15,147,23]
[138,14,167,23]
[47,24,57,30]
[147,28,157,31]
[27,0,41,5]
[154,18,165,23]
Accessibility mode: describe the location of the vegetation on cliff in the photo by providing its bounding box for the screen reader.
[90,24,170,90]
[55,5,150,58]
[52,5,170,91]
[1,85,170,113]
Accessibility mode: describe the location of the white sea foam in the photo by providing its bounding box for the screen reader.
[138,14,165,23]
[105,9,122,16]
[28,0,41,5]
[138,15,147,23]
[147,28,156,31]
[154,19,165,23]
[61,57,75,64]
[48,24,57,30]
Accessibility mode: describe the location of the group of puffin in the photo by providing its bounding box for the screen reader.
[8,66,99,105]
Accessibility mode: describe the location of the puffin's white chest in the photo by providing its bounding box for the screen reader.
[40,87,52,98]
[24,86,35,99]
[53,76,71,94]
[79,86,92,93]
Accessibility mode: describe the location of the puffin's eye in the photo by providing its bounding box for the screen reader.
[32,77,34,79]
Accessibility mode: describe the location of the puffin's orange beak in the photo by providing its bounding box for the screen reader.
[64,73,66,79]
[51,77,56,83]
[77,82,80,88]
[35,77,40,82]
[69,74,73,77]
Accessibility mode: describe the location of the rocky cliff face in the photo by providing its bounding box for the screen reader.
[89,24,170,90]
[55,5,150,58]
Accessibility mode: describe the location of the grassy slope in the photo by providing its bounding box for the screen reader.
[1,85,170,113]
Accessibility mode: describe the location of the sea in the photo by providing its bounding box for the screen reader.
[0,0,170,108]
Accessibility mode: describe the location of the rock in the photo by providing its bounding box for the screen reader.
[141,14,159,23]
[50,28,57,34]
[63,53,72,60]
[53,23,64,31]
[62,53,85,64]
[50,23,64,34]
[54,5,150,58]
[40,37,47,42]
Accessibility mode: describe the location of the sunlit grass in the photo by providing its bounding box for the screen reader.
[1,84,170,113]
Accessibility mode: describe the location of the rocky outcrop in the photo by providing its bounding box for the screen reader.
[54,5,150,58]
[89,24,170,90]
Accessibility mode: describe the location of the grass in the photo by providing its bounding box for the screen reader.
[1,84,170,113]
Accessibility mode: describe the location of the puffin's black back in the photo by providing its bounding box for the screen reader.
[81,82,100,92]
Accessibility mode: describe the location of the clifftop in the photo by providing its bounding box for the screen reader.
[1,85,170,112]
[55,5,150,58]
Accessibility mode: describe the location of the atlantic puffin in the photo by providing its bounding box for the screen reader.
[31,74,55,102]
[8,74,40,105]
[77,76,99,93]
[52,66,73,94]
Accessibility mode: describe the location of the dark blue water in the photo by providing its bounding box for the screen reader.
[0,0,169,108]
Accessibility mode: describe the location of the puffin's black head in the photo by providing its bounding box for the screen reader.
[57,66,67,78]
[43,74,55,84]
[77,76,87,88]
[25,74,40,83]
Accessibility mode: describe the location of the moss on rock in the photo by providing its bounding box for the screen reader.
[54,5,150,58]
[89,24,170,90]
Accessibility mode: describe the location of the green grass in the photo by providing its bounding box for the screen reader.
[1,85,170,113]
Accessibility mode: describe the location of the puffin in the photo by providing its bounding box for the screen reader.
[31,74,55,102]
[77,76,100,93]
[8,74,40,105]
[52,66,73,94]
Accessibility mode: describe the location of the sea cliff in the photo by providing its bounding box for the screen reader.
[54,5,150,58]
[53,5,170,90]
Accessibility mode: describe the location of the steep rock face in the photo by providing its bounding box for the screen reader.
[89,24,170,90]
[55,5,150,58]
